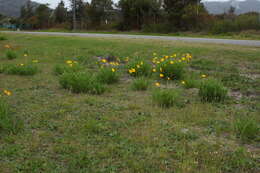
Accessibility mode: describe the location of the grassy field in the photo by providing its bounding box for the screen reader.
[0,33,259,173]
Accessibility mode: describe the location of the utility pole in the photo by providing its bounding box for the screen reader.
[73,0,76,31]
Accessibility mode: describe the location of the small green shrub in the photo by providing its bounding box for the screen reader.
[183,78,200,89]
[4,64,38,76]
[54,64,83,75]
[0,36,7,41]
[234,115,259,142]
[0,98,23,134]
[59,72,106,94]
[96,67,119,84]
[199,78,227,102]
[157,59,187,80]
[127,60,152,77]
[131,77,150,91]
[152,89,184,108]
[6,50,18,60]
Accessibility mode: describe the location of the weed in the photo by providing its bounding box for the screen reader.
[59,72,106,94]
[6,50,18,60]
[96,67,119,84]
[152,88,184,108]
[199,78,227,102]
[0,98,23,134]
[131,77,150,91]
[234,115,259,142]
[53,63,83,75]
[0,36,7,41]
[4,64,38,76]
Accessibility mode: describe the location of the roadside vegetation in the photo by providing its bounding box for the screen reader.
[0,33,259,172]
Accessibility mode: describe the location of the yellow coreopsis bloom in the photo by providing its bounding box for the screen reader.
[201,74,207,78]
[155,82,160,87]
[153,53,157,56]
[24,54,28,57]
[160,67,163,72]
[140,61,144,65]
[137,65,140,68]
[112,68,116,72]
[152,68,156,72]
[20,64,24,66]
[101,59,107,63]
[32,60,39,63]
[181,81,186,85]
[3,90,12,96]
[160,58,165,62]
[160,74,164,78]
[170,61,174,64]
[66,60,73,64]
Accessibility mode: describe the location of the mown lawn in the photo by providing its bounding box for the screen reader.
[0,33,259,173]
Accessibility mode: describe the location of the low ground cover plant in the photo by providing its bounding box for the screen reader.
[0,97,23,134]
[96,67,120,84]
[152,88,184,108]
[131,77,150,91]
[199,78,228,102]
[0,36,7,41]
[6,50,18,60]
[3,64,38,76]
[54,61,83,75]
[59,72,106,94]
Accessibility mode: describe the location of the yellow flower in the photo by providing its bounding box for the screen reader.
[153,53,157,56]
[115,62,119,66]
[125,57,129,62]
[160,58,165,62]
[3,90,12,96]
[181,81,186,85]
[156,61,160,64]
[160,67,163,72]
[66,60,73,64]
[69,64,73,67]
[132,68,136,73]
[201,74,207,78]
[20,64,24,66]
[112,68,116,72]
[167,77,171,80]
[160,74,164,78]
[170,61,174,64]
[152,68,156,72]
[101,59,107,63]
[137,65,140,68]
[178,60,182,63]
[165,56,169,59]
[155,82,160,87]
[24,54,28,57]
[140,61,144,65]
[182,57,186,61]
[32,60,39,63]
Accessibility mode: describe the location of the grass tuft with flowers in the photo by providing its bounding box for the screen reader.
[0,33,259,172]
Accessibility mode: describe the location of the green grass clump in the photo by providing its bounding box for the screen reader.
[53,64,83,75]
[127,60,152,77]
[131,77,150,91]
[183,78,200,89]
[157,60,186,80]
[0,98,23,134]
[6,50,18,60]
[96,67,120,84]
[0,36,7,41]
[4,64,38,76]
[199,78,227,102]
[59,72,106,94]
[234,115,259,142]
[152,89,184,108]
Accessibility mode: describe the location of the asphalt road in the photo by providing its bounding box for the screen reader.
[2,31,260,47]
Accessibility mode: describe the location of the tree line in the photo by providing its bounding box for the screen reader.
[17,0,260,34]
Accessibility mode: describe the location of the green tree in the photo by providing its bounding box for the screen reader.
[55,0,68,24]
[34,4,51,29]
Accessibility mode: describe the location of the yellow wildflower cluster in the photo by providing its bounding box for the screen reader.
[2,90,12,96]
[66,60,78,67]
[128,61,144,75]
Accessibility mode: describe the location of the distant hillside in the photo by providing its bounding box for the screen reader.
[204,0,260,14]
[0,0,38,17]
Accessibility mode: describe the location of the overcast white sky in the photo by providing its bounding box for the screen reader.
[33,0,245,9]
